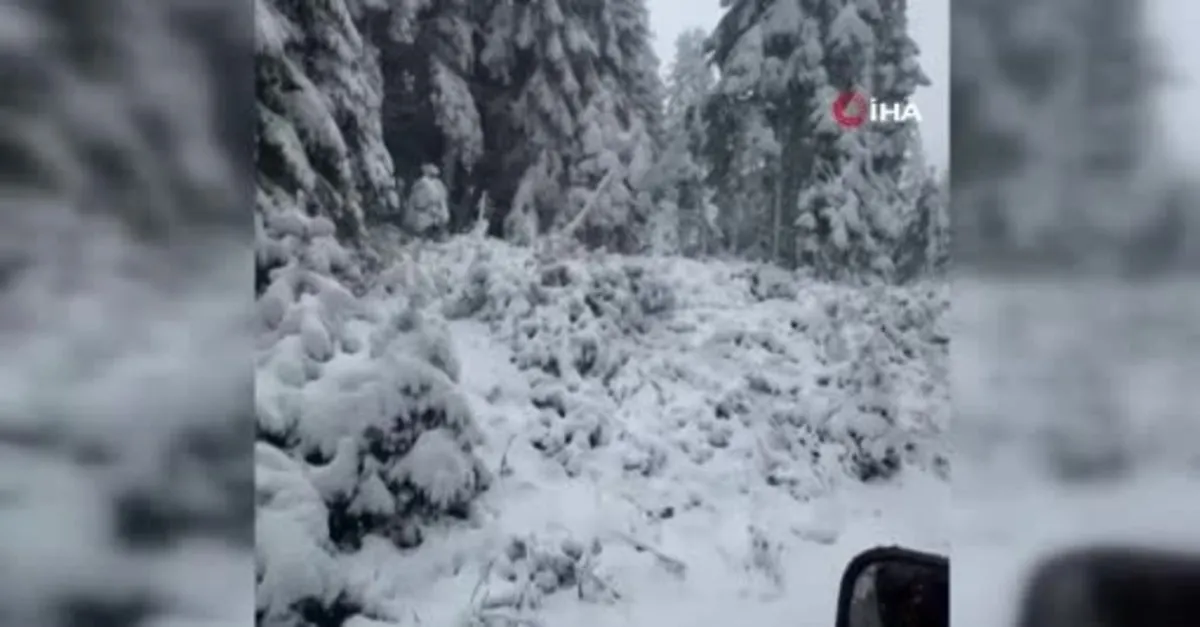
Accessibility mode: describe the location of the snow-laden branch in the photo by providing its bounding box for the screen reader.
[559,166,620,240]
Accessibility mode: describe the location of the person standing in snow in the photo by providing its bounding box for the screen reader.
[405,163,450,240]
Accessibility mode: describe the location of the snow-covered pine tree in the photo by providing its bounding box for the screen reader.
[374,0,484,232]
[405,163,451,239]
[793,0,930,280]
[469,0,581,239]
[947,0,1026,269]
[1070,0,1158,271]
[379,0,663,252]
[709,0,930,274]
[607,0,667,149]
[925,167,951,274]
[257,0,400,261]
[893,150,949,282]
[705,8,788,260]
[586,0,664,252]
[664,29,714,139]
[540,0,663,253]
[656,28,718,256]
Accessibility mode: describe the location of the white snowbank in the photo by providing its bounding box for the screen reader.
[256,233,951,626]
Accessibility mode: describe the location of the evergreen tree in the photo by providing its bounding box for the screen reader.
[373,0,483,231]
[656,28,717,256]
[373,0,663,252]
[704,13,768,258]
[257,0,400,254]
[706,0,929,276]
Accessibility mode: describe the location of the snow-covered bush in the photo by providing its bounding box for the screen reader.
[446,246,677,333]
[442,244,542,322]
[437,237,948,488]
[468,533,615,621]
[0,0,256,622]
[404,165,450,238]
[256,6,491,609]
[795,282,950,481]
[256,442,365,626]
[750,265,800,301]
[257,205,490,539]
[257,208,491,623]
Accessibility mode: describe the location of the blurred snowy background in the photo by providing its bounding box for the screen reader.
[0,1,254,625]
[952,0,1200,625]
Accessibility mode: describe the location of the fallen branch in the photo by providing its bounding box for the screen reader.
[497,435,518,478]
[559,167,620,240]
[610,530,687,578]
[469,559,496,608]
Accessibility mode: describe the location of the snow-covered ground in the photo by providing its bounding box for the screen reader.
[953,471,1200,627]
[255,216,951,627]
[256,210,1200,627]
[343,308,948,627]
[952,277,1200,627]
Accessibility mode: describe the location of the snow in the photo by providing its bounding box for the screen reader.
[950,277,1200,627]
[396,290,946,626]
[0,217,254,626]
[953,472,1200,627]
[256,231,950,625]
[399,429,484,509]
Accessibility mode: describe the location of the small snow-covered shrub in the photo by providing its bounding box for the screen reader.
[397,428,486,512]
[257,181,488,622]
[507,259,675,382]
[258,274,491,550]
[256,442,363,627]
[438,246,681,473]
[797,283,950,482]
[527,382,620,476]
[471,533,614,617]
[442,244,542,322]
[750,264,799,301]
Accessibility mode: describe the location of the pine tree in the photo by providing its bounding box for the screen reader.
[656,28,717,256]
[374,0,662,252]
[704,10,792,259]
[707,0,930,277]
[556,0,663,252]
[1071,0,1157,270]
[373,0,483,231]
[257,0,400,254]
[664,29,714,137]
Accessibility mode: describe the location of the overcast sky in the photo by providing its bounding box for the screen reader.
[647,0,949,170]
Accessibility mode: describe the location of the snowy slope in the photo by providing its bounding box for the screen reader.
[256,229,950,626]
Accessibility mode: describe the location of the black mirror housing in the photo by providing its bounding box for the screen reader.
[836,545,949,627]
[1017,545,1200,627]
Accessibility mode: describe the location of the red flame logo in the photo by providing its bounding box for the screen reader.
[832,90,869,129]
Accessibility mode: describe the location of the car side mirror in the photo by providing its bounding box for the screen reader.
[836,546,949,627]
[1016,545,1200,627]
